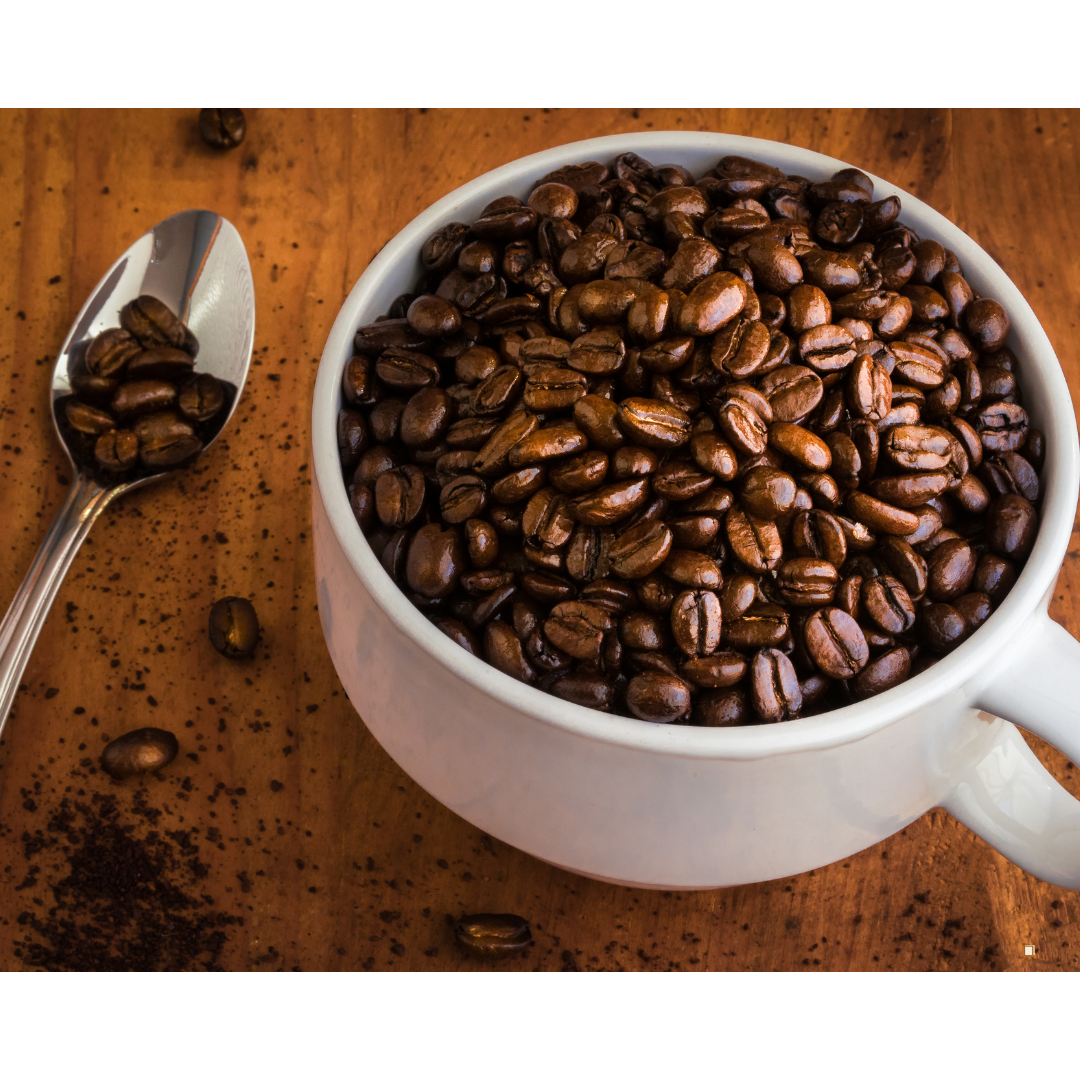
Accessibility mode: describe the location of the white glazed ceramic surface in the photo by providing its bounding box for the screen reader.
[311,132,1080,890]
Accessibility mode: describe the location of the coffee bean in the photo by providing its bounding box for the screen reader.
[376,465,427,528]
[804,607,869,678]
[85,327,142,377]
[692,687,751,727]
[726,504,783,572]
[986,494,1037,560]
[94,430,139,473]
[406,524,465,599]
[199,108,245,149]
[549,673,615,711]
[208,597,260,659]
[851,646,911,699]
[777,558,838,607]
[455,913,532,959]
[626,672,692,723]
[750,648,802,722]
[920,603,969,653]
[670,589,723,656]
[101,728,180,780]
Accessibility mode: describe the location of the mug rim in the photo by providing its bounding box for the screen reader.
[312,130,1080,762]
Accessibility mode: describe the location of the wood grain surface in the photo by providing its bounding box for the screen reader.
[1,108,1079,971]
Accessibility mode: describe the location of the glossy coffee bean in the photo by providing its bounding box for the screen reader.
[804,607,869,679]
[455,913,532,959]
[85,327,142,377]
[861,575,915,635]
[920,603,969,653]
[626,672,693,723]
[199,108,246,149]
[208,597,260,659]
[750,648,802,722]
[94,429,139,473]
[101,727,180,780]
[986,494,1037,560]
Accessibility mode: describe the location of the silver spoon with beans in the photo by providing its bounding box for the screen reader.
[0,210,255,737]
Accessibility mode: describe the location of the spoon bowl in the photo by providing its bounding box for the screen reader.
[0,209,254,738]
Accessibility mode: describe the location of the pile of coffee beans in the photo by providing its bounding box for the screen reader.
[60,294,231,482]
[336,151,1043,726]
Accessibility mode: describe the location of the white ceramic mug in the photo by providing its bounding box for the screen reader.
[310,132,1080,890]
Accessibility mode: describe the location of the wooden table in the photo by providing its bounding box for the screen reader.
[1,108,1078,971]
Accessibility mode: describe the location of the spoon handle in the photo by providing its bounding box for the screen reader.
[0,474,116,741]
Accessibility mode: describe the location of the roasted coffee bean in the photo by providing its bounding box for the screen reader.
[759,365,823,423]
[777,558,838,607]
[720,574,758,621]
[548,450,608,495]
[608,519,672,579]
[693,687,751,727]
[739,466,797,520]
[406,524,466,599]
[439,474,488,524]
[726,505,782,572]
[208,597,260,659]
[120,295,186,349]
[954,591,993,632]
[85,327,143,377]
[71,374,119,408]
[178,373,226,423]
[199,108,245,149]
[851,646,911,699]
[920,603,969,653]
[791,509,847,567]
[986,494,1037,559]
[681,651,748,690]
[804,607,868,678]
[617,397,692,449]
[861,575,915,635]
[376,465,427,528]
[112,380,178,420]
[973,553,1015,604]
[768,423,831,472]
[750,648,802,722]
[94,430,139,473]
[874,539,927,602]
[671,589,723,656]
[663,549,722,589]
[626,672,692,723]
[509,425,589,467]
[847,355,892,421]
[523,365,588,411]
[483,623,535,683]
[711,318,771,378]
[101,727,180,780]
[544,601,613,662]
[66,400,116,435]
[126,347,195,382]
[926,539,976,601]
[689,432,738,480]
[845,491,920,536]
[569,478,650,526]
[716,397,768,456]
[434,617,480,655]
[976,402,1029,453]
[134,412,202,469]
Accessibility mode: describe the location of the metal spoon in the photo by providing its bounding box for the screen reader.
[0,209,255,738]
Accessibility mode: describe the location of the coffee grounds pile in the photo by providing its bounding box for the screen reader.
[12,790,241,971]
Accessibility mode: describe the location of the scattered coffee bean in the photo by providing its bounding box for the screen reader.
[454,913,532,959]
[208,597,260,659]
[100,727,180,780]
[199,108,246,150]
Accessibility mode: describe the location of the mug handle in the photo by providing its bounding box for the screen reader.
[938,612,1080,888]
